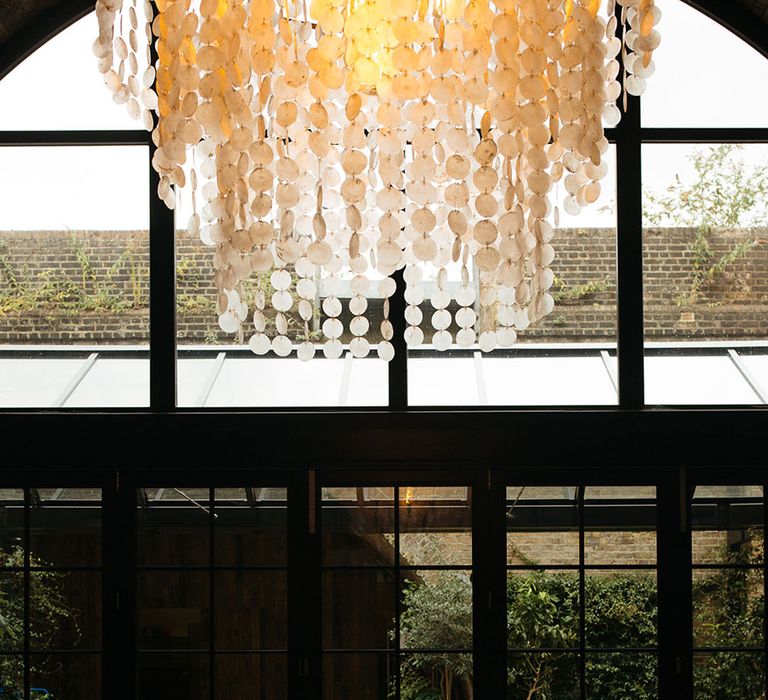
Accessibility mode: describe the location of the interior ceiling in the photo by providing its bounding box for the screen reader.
[2,0,768,49]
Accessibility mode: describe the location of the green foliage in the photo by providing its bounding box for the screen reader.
[550,276,610,304]
[398,571,659,700]
[0,235,147,316]
[399,573,473,700]
[644,144,767,306]
[0,547,80,698]
[507,574,578,700]
[692,530,765,699]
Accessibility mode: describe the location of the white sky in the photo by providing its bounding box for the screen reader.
[0,0,767,231]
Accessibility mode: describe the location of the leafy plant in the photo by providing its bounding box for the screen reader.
[398,573,473,700]
[644,144,768,306]
[0,546,81,698]
[550,276,610,304]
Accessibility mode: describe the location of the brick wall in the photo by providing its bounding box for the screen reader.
[1,226,767,344]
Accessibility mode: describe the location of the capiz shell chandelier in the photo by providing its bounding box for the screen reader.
[94,0,660,360]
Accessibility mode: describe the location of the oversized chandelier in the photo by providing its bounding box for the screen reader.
[94,0,660,360]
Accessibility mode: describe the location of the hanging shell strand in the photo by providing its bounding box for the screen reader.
[95,0,659,360]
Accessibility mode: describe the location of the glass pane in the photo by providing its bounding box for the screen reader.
[63,358,149,407]
[693,568,764,649]
[399,487,471,567]
[322,653,395,700]
[215,571,287,651]
[322,569,395,650]
[31,571,101,650]
[507,571,580,650]
[138,571,210,651]
[401,652,472,698]
[0,359,93,408]
[29,653,102,700]
[641,0,768,128]
[585,487,657,566]
[694,652,765,699]
[138,653,209,700]
[138,488,210,567]
[0,13,148,130]
[30,489,101,567]
[215,654,287,700]
[0,144,149,406]
[643,143,768,405]
[507,486,579,566]
[407,147,617,407]
[0,489,24,564]
[692,485,763,565]
[0,572,24,651]
[214,488,287,567]
[585,652,657,699]
[585,572,657,649]
[400,571,472,651]
[508,653,579,699]
[0,656,24,695]
[321,487,395,567]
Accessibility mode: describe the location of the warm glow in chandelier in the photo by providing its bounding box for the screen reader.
[94,0,660,360]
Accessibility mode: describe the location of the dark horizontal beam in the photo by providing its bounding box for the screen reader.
[0,409,766,470]
[0,130,150,146]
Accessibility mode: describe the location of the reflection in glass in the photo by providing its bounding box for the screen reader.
[29,653,102,700]
[322,653,394,700]
[215,571,287,651]
[0,490,24,564]
[321,488,395,567]
[214,488,287,568]
[138,571,210,650]
[138,653,209,700]
[215,654,287,700]
[0,572,24,651]
[31,571,102,651]
[30,491,102,567]
[323,569,396,650]
[138,488,210,567]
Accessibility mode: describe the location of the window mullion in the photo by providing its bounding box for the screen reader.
[148,128,178,410]
[615,92,645,409]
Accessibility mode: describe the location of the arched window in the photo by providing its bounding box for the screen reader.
[1,1,767,410]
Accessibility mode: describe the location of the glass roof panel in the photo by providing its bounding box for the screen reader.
[345,357,388,406]
[408,357,478,406]
[177,358,219,407]
[205,357,347,407]
[644,355,760,405]
[0,358,85,407]
[64,358,149,407]
[483,355,617,406]
[737,355,768,400]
